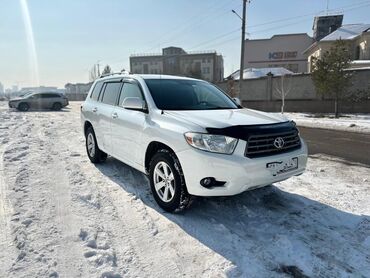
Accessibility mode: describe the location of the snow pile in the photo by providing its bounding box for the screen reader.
[0,102,369,277]
[282,113,370,134]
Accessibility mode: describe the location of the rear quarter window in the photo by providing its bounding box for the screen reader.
[90,82,104,101]
[40,93,60,98]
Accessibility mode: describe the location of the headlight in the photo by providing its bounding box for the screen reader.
[184,132,238,154]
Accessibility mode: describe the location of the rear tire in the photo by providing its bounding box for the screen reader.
[52,102,62,111]
[149,149,192,212]
[85,127,107,163]
[18,102,29,111]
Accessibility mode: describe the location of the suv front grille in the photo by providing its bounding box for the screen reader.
[245,130,301,157]
[206,121,302,158]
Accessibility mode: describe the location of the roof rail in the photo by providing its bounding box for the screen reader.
[99,70,131,79]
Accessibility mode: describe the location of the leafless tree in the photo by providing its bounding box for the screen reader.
[89,65,99,82]
[273,74,292,114]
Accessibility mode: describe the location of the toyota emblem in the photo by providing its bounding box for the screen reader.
[273,137,285,149]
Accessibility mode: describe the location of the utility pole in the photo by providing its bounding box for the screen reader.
[326,0,330,15]
[239,0,248,98]
[96,60,101,77]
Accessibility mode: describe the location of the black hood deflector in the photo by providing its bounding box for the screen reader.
[206,121,297,141]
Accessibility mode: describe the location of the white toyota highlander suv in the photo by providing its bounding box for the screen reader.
[81,73,307,212]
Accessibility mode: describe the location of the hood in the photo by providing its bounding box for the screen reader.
[9,97,25,102]
[164,108,288,129]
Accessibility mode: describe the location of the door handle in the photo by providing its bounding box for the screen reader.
[92,107,98,112]
[112,112,118,119]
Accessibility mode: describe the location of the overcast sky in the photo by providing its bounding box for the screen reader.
[1,0,370,89]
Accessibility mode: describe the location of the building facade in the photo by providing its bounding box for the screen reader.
[64,82,93,94]
[244,33,314,73]
[130,47,224,82]
[305,24,370,72]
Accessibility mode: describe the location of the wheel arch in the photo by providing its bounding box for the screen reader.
[144,141,177,173]
[84,121,93,137]
[18,102,29,108]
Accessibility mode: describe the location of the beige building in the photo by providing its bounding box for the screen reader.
[244,33,314,73]
[130,47,224,82]
[305,24,370,72]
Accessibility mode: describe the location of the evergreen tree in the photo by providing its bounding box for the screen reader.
[311,40,352,118]
[102,65,112,75]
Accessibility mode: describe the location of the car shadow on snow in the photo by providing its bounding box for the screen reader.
[95,157,370,278]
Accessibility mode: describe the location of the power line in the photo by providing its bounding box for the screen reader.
[146,4,241,52]
[189,0,370,51]
[102,0,370,69]
[107,1,242,62]
[189,28,241,50]
[248,0,370,30]
[142,0,240,52]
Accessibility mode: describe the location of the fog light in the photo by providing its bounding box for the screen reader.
[200,177,226,188]
[201,177,214,188]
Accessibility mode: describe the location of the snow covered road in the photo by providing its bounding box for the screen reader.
[0,101,369,278]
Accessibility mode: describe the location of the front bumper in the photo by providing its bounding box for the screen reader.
[8,102,17,108]
[176,139,308,197]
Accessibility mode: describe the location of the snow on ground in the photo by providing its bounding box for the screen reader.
[0,101,369,278]
[282,112,370,134]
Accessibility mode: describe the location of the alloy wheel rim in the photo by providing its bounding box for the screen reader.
[87,133,95,157]
[153,161,175,203]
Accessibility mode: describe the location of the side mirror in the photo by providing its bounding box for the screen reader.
[233,97,242,106]
[122,97,146,111]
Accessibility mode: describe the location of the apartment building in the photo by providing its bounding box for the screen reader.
[130,47,224,82]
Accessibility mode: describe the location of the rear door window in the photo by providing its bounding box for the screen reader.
[91,81,104,101]
[101,82,122,106]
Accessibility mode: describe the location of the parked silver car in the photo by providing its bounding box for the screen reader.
[8,92,69,111]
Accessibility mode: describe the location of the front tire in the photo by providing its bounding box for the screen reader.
[18,102,29,111]
[149,150,191,212]
[85,127,107,163]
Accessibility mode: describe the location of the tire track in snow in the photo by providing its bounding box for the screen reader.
[0,110,29,274]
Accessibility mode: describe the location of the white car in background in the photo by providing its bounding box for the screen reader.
[81,74,307,212]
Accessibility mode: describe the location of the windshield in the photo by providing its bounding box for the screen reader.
[17,91,33,98]
[145,79,239,110]
[23,92,34,98]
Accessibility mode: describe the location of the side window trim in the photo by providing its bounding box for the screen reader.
[90,81,104,101]
[98,83,107,102]
[114,82,124,105]
[90,83,97,98]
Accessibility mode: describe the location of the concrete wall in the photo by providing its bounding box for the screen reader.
[66,93,87,101]
[242,100,370,113]
[218,68,370,113]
